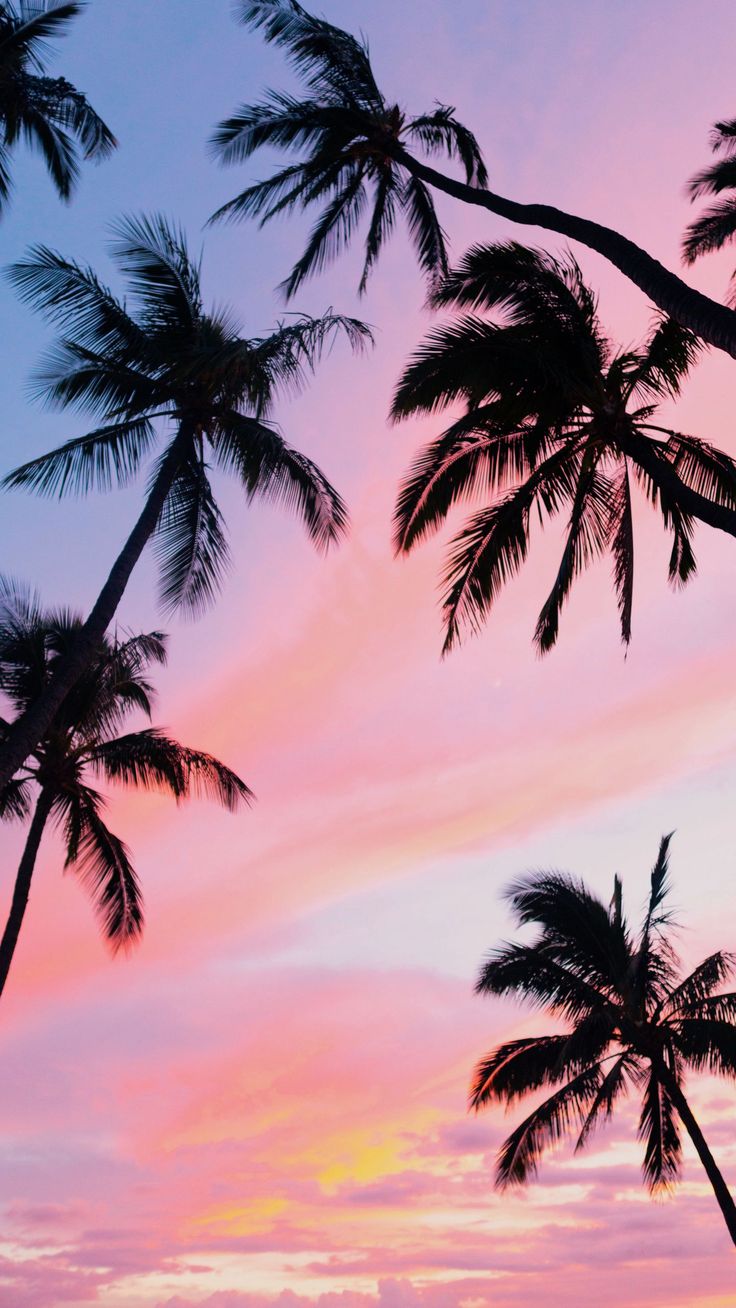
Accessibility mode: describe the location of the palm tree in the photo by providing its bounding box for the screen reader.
[0,212,370,791]
[216,0,736,359]
[470,835,736,1245]
[390,242,736,654]
[0,577,251,998]
[209,0,486,296]
[0,1,115,212]
[684,118,736,269]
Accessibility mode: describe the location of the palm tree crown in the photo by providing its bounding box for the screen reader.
[471,837,736,1242]
[391,241,736,654]
[210,0,487,296]
[0,578,251,954]
[684,118,736,269]
[6,213,370,616]
[0,1,115,212]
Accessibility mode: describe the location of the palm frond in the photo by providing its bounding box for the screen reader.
[401,172,448,287]
[665,503,697,588]
[575,1054,633,1150]
[664,953,736,1018]
[65,788,143,949]
[0,2,82,66]
[359,166,400,294]
[663,433,736,508]
[504,870,631,996]
[154,455,230,617]
[638,1068,681,1190]
[277,166,368,298]
[0,776,33,821]
[475,941,610,1025]
[237,0,384,111]
[3,417,156,497]
[494,1063,604,1188]
[610,462,634,646]
[393,420,533,554]
[214,412,348,552]
[683,199,736,262]
[470,1034,604,1110]
[109,213,202,332]
[533,452,614,654]
[90,727,252,809]
[673,1019,736,1079]
[5,245,145,357]
[406,105,487,188]
[440,443,581,654]
[631,316,702,400]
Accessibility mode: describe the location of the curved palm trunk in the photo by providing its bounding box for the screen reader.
[658,1063,736,1246]
[0,428,190,792]
[394,147,736,360]
[0,787,53,1000]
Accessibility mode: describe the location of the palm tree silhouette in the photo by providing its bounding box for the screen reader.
[0,578,251,997]
[685,118,736,268]
[217,0,736,359]
[0,1,115,212]
[470,835,736,1245]
[391,242,736,654]
[0,213,370,790]
[209,1,486,296]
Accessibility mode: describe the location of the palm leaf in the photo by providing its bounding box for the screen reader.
[65,788,143,949]
[3,417,156,497]
[638,1067,681,1190]
[470,1034,604,1110]
[609,461,634,646]
[494,1062,604,1187]
[214,412,348,551]
[154,455,230,617]
[401,172,448,287]
[440,443,581,653]
[533,451,614,654]
[683,199,736,262]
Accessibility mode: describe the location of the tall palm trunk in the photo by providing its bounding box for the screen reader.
[0,786,54,999]
[393,147,736,360]
[0,427,190,792]
[658,1062,736,1246]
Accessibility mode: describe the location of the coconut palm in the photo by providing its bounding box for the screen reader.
[470,836,736,1244]
[391,242,736,654]
[0,212,370,790]
[684,118,736,270]
[0,1,115,212]
[209,0,486,295]
[0,578,251,997]
[219,0,736,359]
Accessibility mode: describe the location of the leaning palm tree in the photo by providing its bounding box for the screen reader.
[0,212,370,790]
[214,0,736,360]
[684,118,736,271]
[0,1,115,212]
[391,242,736,654]
[470,836,736,1245]
[209,0,486,295]
[0,578,251,997]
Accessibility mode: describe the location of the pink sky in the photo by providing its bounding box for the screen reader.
[1,3,736,1306]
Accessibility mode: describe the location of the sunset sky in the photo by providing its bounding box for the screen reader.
[2,2,736,1306]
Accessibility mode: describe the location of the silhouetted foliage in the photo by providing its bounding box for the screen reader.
[0,577,251,991]
[210,0,486,296]
[0,1,115,212]
[391,242,736,653]
[471,836,736,1243]
[0,214,371,792]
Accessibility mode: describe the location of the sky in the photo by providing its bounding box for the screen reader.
[1,1,736,1305]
